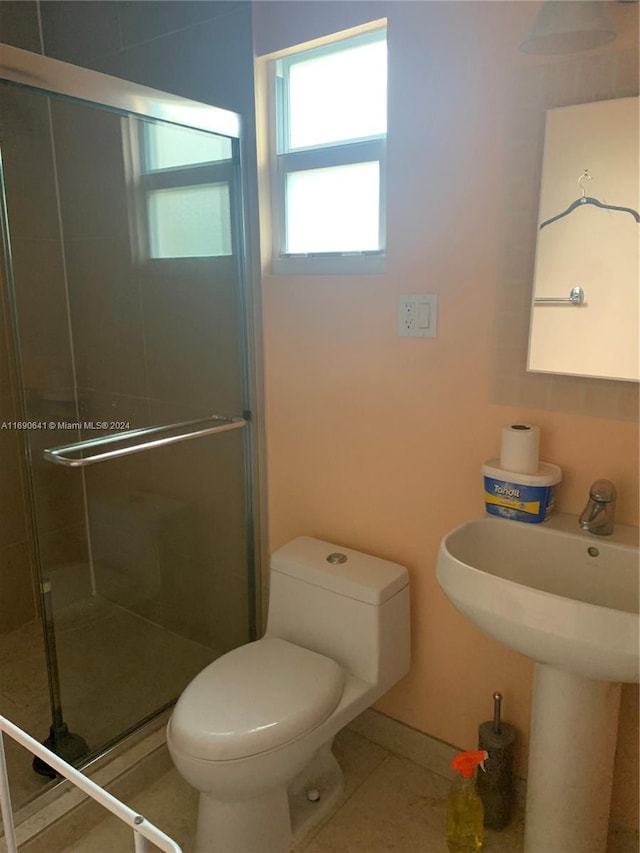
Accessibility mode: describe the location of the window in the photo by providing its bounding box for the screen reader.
[271,26,387,274]
[137,120,235,260]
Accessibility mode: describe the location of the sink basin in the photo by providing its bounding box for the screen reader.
[436,513,639,683]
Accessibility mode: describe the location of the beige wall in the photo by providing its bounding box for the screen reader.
[253,0,639,828]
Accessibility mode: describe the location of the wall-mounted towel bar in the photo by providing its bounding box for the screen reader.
[43,414,247,468]
[534,286,584,306]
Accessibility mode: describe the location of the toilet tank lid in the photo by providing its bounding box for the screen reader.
[271,537,408,605]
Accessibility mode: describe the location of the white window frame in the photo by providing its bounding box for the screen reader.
[268,26,387,276]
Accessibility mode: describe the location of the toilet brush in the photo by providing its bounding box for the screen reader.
[476,692,515,830]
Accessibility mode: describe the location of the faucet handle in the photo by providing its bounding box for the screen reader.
[589,479,617,503]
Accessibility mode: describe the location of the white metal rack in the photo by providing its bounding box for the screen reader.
[0,715,182,853]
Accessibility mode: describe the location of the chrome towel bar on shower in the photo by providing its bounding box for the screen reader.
[43,414,247,468]
[534,286,585,306]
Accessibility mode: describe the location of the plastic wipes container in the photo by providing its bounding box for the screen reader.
[482,460,562,524]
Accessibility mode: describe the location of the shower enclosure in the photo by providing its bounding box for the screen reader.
[0,45,259,811]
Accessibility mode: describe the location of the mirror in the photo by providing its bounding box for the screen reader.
[527,96,639,382]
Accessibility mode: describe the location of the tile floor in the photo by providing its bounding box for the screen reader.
[0,590,214,811]
[62,728,528,853]
[57,725,640,853]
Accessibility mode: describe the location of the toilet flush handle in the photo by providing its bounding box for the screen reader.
[327,553,348,564]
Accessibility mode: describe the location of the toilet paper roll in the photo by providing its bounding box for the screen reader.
[499,424,540,475]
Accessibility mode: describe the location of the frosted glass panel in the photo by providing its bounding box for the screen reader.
[288,39,386,150]
[146,123,232,171]
[286,162,380,253]
[148,183,232,258]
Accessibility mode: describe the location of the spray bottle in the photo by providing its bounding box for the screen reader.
[446,749,488,853]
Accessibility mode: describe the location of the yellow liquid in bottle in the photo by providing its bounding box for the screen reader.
[446,779,484,852]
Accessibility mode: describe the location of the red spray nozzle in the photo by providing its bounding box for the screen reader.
[451,749,488,779]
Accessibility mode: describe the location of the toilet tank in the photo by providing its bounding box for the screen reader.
[265,537,410,692]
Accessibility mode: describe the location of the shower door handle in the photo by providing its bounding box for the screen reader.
[43,414,247,468]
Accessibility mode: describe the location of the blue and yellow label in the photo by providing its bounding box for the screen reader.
[484,476,555,523]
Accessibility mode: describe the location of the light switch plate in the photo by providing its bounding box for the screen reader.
[398,293,437,338]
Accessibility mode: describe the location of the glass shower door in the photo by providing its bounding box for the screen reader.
[0,71,255,786]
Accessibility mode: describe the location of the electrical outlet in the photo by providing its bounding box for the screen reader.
[402,299,417,332]
[398,294,437,338]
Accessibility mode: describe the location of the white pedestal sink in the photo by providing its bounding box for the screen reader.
[436,513,639,853]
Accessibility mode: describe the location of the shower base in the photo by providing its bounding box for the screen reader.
[0,585,215,813]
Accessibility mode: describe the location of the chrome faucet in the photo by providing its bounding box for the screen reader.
[579,479,617,536]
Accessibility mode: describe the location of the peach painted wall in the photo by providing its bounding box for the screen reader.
[253,1,639,827]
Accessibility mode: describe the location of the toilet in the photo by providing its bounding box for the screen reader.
[167,536,410,853]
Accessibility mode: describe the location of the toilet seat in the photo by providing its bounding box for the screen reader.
[169,637,344,761]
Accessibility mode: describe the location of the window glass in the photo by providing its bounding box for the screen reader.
[286,38,387,151]
[285,162,380,254]
[145,123,232,171]
[147,183,232,258]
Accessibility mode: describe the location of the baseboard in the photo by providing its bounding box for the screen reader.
[348,708,463,781]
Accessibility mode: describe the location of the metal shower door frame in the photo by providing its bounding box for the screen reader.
[0,43,241,136]
[0,40,265,773]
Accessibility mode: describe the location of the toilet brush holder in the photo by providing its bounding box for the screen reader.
[477,692,516,830]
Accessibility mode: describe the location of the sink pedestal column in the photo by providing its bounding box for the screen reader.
[524,663,621,853]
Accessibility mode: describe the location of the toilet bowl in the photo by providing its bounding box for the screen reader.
[167,536,410,853]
